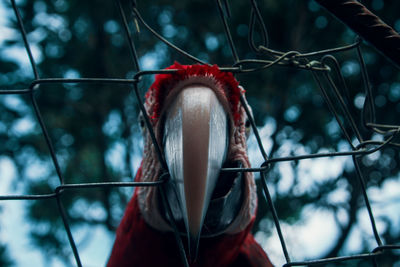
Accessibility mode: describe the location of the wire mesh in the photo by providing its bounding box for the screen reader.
[0,0,399,266]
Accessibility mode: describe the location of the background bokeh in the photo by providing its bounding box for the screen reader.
[0,0,399,266]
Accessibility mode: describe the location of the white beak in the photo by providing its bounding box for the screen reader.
[163,85,228,260]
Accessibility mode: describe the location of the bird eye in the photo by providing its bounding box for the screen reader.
[245,119,252,138]
[138,113,146,131]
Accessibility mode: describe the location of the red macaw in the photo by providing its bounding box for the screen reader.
[107,63,273,267]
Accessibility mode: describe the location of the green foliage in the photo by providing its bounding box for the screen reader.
[0,0,399,265]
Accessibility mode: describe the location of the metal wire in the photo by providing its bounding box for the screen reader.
[315,0,400,68]
[1,0,399,266]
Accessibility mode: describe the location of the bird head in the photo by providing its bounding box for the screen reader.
[137,62,257,260]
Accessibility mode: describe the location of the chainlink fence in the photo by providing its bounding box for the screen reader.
[1,0,400,266]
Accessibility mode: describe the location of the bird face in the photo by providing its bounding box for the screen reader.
[137,63,257,261]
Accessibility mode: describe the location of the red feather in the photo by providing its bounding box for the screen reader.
[107,168,273,267]
[146,62,242,124]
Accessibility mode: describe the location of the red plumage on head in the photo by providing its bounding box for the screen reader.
[145,62,243,124]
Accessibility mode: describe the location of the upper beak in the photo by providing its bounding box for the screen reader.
[163,85,228,261]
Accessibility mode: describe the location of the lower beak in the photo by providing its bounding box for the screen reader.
[163,85,228,260]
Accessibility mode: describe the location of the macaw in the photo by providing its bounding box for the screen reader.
[107,63,273,267]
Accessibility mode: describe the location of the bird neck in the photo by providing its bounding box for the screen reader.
[112,188,254,267]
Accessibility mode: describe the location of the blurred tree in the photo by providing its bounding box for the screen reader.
[0,0,399,265]
[0,243,13,267]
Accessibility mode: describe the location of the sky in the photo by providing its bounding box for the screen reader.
[246,121,400,264]
[0,1,399,266]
